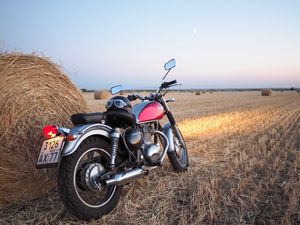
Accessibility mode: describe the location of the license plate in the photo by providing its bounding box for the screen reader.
[36,136,65,168]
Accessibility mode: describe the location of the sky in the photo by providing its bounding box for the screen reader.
[0,0,299,89]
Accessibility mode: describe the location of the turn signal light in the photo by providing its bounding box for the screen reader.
[66,134,77,141]
[43,125,58,139]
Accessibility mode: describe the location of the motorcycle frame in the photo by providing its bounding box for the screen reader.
[61,122,174,156]
[60,91,177,165]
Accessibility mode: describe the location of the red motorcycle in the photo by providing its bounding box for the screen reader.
[36,59,188,220]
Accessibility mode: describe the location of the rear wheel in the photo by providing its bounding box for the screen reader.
[167,127,189,172]
[57,136,122,220]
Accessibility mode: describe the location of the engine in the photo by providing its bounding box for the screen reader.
[124,124,166,165]
[125,128,143,150]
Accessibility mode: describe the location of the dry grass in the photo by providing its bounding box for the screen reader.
[0,90,299,224]
[0,53,88,205]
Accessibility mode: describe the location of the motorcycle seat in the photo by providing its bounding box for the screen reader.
[71,112,105,125]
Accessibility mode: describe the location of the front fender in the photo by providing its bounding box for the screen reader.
[62,123,112,156]
[161,122,174,152]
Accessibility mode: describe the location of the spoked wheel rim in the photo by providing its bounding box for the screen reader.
[173,130,188,166]
[73,148,116,208]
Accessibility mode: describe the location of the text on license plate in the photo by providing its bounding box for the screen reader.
[37,136,64,167]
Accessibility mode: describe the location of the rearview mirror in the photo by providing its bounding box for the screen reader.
[111,85,122,95]
[164,59,176,71]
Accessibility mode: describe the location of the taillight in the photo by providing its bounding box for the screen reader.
[43,125,58,139]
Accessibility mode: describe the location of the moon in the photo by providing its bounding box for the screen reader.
[193,29,197,35]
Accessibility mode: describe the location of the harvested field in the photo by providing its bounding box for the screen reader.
[0,91,299,224]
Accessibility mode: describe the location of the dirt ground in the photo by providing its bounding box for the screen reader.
[1,91,299,225]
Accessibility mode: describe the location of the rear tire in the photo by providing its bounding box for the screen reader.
[167,127,189,172]
[57,136,122,220]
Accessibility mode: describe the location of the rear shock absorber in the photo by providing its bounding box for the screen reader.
[110,129,121,169]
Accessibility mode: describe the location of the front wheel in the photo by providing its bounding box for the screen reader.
[57,136,122,220]
[167,127,189,172]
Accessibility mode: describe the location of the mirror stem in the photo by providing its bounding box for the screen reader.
[162,69,170,80]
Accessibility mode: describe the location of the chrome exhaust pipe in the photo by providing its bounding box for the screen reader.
[104,167,148,186]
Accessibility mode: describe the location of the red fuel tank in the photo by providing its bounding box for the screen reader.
[132,101,164,123]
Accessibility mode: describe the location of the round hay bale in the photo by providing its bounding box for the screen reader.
[297,90,300,93]
[261,89,272,96]
[0,53,88,205]
[195,91,201,95]
[94,90,110,99]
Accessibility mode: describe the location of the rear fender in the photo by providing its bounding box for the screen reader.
[62,123,112,156]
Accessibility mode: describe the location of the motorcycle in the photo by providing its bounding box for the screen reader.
[36,59,188,220]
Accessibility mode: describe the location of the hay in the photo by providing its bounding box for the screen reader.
[261,89,272,96]
[195,91,201,95]
[94,90,110,99]
[0,53,88,205]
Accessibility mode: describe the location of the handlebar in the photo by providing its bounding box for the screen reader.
[127,93,139,101]
[127,79,178,102]
[160,79,177,89]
